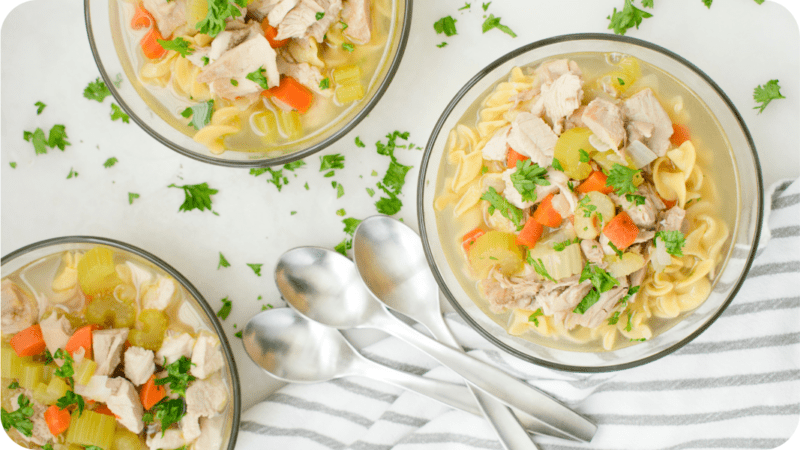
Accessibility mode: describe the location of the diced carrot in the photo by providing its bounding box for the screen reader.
[261,19,290,48]
[65,325,100,360]
[10,325,46,357]
[44,405,71,435]
[140,27,167,60]
[670,124,691,147]
[263,76,314,114]
[661,197,677,209]
[602,212,640,250]
[515,218,544,248]
[506,148,529,169]
[140,374,166,410]
[94,404,115,417]
[462,227,486,252]
[131,3,154,30]
[533,193,562,228]
[576,171,614,195]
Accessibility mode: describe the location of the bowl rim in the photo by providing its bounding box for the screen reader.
[1,236,242,448]
[83,0,414,168]
[416,32,764,373]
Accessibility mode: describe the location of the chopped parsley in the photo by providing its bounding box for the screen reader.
[510,159,550,202]
[67,167,79,179]
[340,21,348,30]
[319,77,330,90]
[250,167,289,191]
[155,356,195,397]
[48,124,71,150]
[1,394,34,437]
[606,163,640,195]
[528,308,544,327]
[608,310,622,325]
[625,312,634,332]
[9,162,16,169]
[149,398,186,434]
[316,11,325,20]
[578,195,597,218]
[7,382,19,389]
[53,349,75,386]
[335,217,363,256]
[157,37,194,57]
[528,257,554,281]
[607,241,624,258]
[654,230,686,257]
[607,0,653,36]
[216,297,232,320]
[642,0,654,6]
[195,0,247,37]
[230,79,239,86]
[168,182,218,213]
[374,131,413,215]
[579,263,619,293]
[234,331,243,339]
[481,187,524,230]
[552,158,564,171]
[482,2,491,10]
[332,181,345,198]
[553,238,580,252]
[625,193,646,206]
[56,390,85,416]
[336,208,346,216]
[579,148,590,163]
[103,157,118,168]
[433,16,458,36]
[247,263,263,276]
[459,2,471,10]
[218,252,230,269]
[618,77,626,86]
[482,14,517,38]
[366,187,375,197]
[573,289,600,315]
[753,79,785,114]
[35,101,46,115]
[181,99,215,129]
[202,56,210,66]
[84,77,111,102]
[285,160,306,171]
[128,193,140,205]
[342,43,355,52]
[437,42,448,48]
[246,67,270,90]
[23,128,48,155]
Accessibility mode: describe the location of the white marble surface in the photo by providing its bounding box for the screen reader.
[1,0,799,417]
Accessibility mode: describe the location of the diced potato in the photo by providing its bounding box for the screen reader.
[332,65,362,85]
[575,192,616,240]
[607,252,646,278]
[468,231,524,279]
[335,83,365,104]
[74,359,97,386]
[599,56,641,94]
[77,247,120,296]
[553,127,594,180]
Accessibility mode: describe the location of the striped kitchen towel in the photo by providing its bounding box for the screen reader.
[236,179,800,450]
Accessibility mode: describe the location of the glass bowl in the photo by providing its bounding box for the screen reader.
[1,236,241,449]
[417,33,763,372]
[84,0,412,167]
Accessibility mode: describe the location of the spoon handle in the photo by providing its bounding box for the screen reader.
[373,312,593,442]
[358,360,483,416]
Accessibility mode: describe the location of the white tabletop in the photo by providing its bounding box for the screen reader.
[1,0,798,415]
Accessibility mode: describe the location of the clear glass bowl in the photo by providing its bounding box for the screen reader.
[84,0,412,167]
[1,236,241,449]
[417,34,763,372]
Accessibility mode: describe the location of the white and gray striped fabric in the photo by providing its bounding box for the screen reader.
[236,179,800,450]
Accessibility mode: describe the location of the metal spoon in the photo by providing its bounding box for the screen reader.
[275,246,587,441]
[242,307,483,415]
[352,216,597,444]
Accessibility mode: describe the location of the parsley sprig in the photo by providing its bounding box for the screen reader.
[154,356,195,397]
[216,297,232,320]
[196,0,247,37]
[654,230,686,257]
[481,187,524,230]
[84,77,111,102]
[573,263,619,314]
[181,99,215,130]
[168,182,218,213]
[1,395,33,437]
[482,14,516,38]
[606,163,640,195]
[510,160,550,202]
[335,217,363,256]
[56,391,86,416]
[607,0,653,36]
[374,131,412,215]
[434,16,458,36]
[753,80,785,114]
[157,37,194,57]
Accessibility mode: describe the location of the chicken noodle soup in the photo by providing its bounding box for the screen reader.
[1,244,234,450]
[434,54,730,351]
[119,0,393,154]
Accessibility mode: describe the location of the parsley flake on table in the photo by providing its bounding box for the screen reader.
[607,0,653,36]
[157,37,194,57]
[753,79,785,114]
[654,230,686,257]
[434,16,457,36]
[320,153,345,171]
[246,67,270,90]
[332,181,345,198]
[366,187,375,197]
[67,168,79,179]
[285,160,306,171]
[48,124,71,150]
[753,0,764,3]
[218,252,231,269]
[355,136,365,148]
[128,193,140,205]
[702,0,712,7]
[234,331,243,339]
[216,297,232,320]
[459,2,471,10]
[9,162,16,169]
[336,208,346,216]
[181,99,215,130]
[103,157,118,168]
[373,131,412,215]
[642,0,654,6]
[481,187,524,230]
[196,0,247,37]
[606,163,640,195]
[335,217,363,256]
[35,101,46,115]
[482,14,517,38]
[111,103,130,123]
[437,42,448,48]
[1,394,34,437]
[23,128,48,155]
[482,2,491,11]
[247,263,263,276]
[510,160,550,202]
[168,182,218,213]
[84,77,111,102]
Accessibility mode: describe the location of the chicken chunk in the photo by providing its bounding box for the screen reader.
[146,429,187,450]
[141,276,177,311]
[275,0,323,41]
[540,72,583,135]
[534,277,593,316]
[156,332,196,366]
[582,98,625,151]
[507,112,558,167]
[107,377,144,434]
[534,59,581,84]
[610,184,664,229]
[194,415,225,450]
[342,0,371,44]
[622,88,673,156]
[268,0,300,26]
[124,346,155,386]
[248,0,281,22]
[307,0,343,43]
[659,206,687,232]
[277,57,331,96]
[39,313,72,355]
[75,375,113,402]
[186,377,228,417]
[143,0,186,38]
[93,328,129,376]
[197,34,280,99]
[481,125,511,162]
[581,239,606,266]
[1,280,38,335]
[479,268,541,314]
[190,334,225,379]
[181,413,203,443]
[562,285,628,330]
